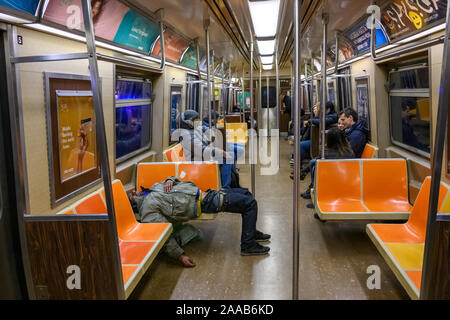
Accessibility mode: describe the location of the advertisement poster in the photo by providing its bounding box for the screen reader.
[152,28,190,62]
[381,0,447,40]
[344,18,388,55]
[180,45,198,69]
[356,80,371,134]
[0,0,40,14]
[57,91,96,182]
[43,0,160,52]
[238,92,250,109]
[169,87,182,143]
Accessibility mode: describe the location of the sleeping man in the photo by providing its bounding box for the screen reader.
[129,177,271,268]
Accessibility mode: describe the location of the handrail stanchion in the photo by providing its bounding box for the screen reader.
[204,18,212,129]
[81,0,124,299]
[250,39,256,196]
[321,14,328,160]
[293,0,302,300]
[420,2,450,300]
[276,49,280,168]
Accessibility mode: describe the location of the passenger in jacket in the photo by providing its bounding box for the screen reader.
[338,108,369,158]
[129,177,271,268]
[299,102,338,163]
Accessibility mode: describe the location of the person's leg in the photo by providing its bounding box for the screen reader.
[220,163,233,189]
[300,140,311,162]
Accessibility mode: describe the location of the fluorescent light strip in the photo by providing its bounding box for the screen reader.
[257,39,276,55]
[262,64,273,70]
[248,0,280,38]
[260,55,274,65]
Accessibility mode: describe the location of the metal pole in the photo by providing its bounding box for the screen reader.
[420,2,450,300]
[266,76,270,137]
[211,50,215,126]
[276,49,280,168]
[321,14,328,160]
[250,40,256,196]
[293,0,302,301]
[81,0,124,299]
[221,61,225,119]
[205,18,212,129]
[195,38,202,115]
[242,63,245,122]
[259,67,262,128]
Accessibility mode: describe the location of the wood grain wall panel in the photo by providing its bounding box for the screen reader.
[25,220,121,300]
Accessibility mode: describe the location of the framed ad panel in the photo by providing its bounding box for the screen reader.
[355,76,371,141]
[169,84,183,144]
[44,73,102,208]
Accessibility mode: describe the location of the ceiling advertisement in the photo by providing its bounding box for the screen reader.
[0,0,40,14]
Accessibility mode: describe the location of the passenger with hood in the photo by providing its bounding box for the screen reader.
[176,110,238,189]
[338,108,369,158]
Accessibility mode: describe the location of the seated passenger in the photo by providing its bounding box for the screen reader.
[177,110,238,189]
[338,108,369,158]
[129,177,271,268]
[301,128,355,210]
[300,101,338,165]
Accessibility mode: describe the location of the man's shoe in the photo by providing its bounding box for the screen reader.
[307,203,315,209]
[241,243,270,256]
[301,190,311,199]
[255,230,271,242]
[300,170,309,181]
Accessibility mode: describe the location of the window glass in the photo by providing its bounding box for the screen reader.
[115,78,152,162]
[115,105,151,159]
[115,80,151,100]
[389,67,429,90]
[390,96,430,154]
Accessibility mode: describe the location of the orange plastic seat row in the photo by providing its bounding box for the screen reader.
[314,159,412,220]
[137,162,221,192]
[366,177,450,299]
[57,189,107,216]
[163,143,186,162]
[361,144,379,159]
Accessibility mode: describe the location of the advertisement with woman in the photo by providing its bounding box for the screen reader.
[43,0,160,53]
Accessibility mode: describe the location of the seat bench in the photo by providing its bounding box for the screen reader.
[366,177,450,299]
[137,162,221,220]
[314,159,412,220]
[57,180,172,298]
[163,143,186,162]
[225,123,248,145]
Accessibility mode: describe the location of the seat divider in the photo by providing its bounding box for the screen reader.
[360,160,371,213]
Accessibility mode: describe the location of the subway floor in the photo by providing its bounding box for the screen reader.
[131,139,409,300]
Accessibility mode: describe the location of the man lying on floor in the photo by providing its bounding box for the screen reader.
[128,177,271,268]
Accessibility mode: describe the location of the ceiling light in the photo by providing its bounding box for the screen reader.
[260,55,274,65]
[248,0,280,38]
[257,40,276,55]
[262,64,273,70]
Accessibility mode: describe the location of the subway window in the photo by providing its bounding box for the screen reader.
[115,77,152,163]
[186,74,200,112]
[389,64,430,157]
[337,68,352,111]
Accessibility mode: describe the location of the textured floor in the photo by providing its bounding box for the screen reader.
[130,139,409,300]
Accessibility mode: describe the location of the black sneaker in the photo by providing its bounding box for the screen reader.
[300,170,309,181]
[241,243,270,256]
[301,190,311,199]
[307,203,315,209]
[255,230,271,242]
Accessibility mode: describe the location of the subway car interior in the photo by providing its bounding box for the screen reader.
[0,0,450,301]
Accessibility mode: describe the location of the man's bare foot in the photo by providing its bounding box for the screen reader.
[178,254,196,268]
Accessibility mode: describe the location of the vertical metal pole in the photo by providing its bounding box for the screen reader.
[321,14,328,160]
[293,0,302,301]
[228,65,232,115]
[276,49,280,167]
[250,40,256,196]
[195,38,202,115]
[421,2,450,300]
[81,0,124,299]
[259,67,262,128]
[267,76,270,137]
[221,61,225,119]
[211,50,215,126]
[242,63,245,121]
[205,18,211,129]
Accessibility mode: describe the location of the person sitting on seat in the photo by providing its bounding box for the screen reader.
[129,177,271,268]
[338,108,369,158]
[301,127,355,209]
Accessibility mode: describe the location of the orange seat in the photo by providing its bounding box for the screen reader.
[369,178,448,244]
[121,265,138,285]
[362,160,412,213]
[119,240,155,265]
[361,144,378,159]
[104,180,171,242]
[316,161,368,213]
[226,123,248,144]
[74,193,107,214]
[63,210,75,215]
[136,163,176,191]
[367,177,450,299]
[178,163,220,191]
[164,144,186,162]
